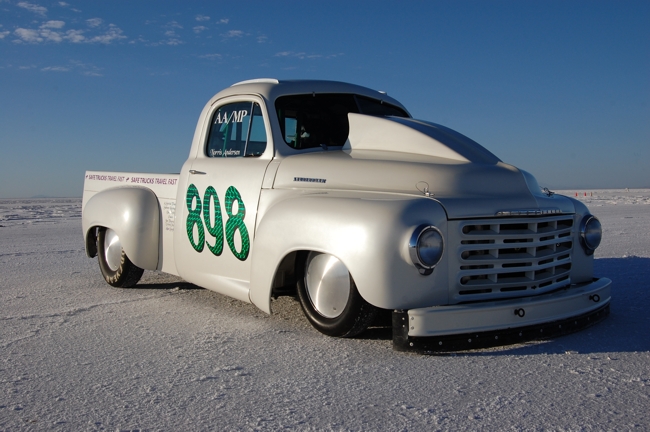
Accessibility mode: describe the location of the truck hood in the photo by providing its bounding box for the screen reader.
[273,114,575,219]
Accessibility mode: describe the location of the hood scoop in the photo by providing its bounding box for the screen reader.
[343,113,501,164]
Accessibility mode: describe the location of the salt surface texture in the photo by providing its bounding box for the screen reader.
[1,192,648,430]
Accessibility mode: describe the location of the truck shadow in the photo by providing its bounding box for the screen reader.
[130,281,202,291]
[130,257,650,356]
[361,257,650,356]
[497,256,650,356]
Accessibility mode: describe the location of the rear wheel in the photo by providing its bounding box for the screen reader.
[297,252,377,337]
[97,228,144,288]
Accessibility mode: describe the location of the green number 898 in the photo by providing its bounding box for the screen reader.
[185,184,250,261]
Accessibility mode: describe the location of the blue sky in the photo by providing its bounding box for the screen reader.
[1,0,648,198]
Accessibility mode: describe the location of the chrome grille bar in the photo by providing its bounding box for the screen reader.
[452,215,575,302]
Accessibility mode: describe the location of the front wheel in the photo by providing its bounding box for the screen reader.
[97,228,144,288]
[297,252,377,337]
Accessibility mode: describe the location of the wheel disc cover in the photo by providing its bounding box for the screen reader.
[305,253,351,319]
[104,229,122,272]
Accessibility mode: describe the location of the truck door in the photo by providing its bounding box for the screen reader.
[174,96,273,301]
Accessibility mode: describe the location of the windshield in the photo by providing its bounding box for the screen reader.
[276,93,409,150]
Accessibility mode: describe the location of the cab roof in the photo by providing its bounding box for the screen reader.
[208,78,409,113]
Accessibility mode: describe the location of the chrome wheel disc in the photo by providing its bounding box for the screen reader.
[104,229,122,272]
[305,253,351,318]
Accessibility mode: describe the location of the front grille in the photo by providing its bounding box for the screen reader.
[452,215,574,302]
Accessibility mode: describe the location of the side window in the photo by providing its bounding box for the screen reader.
[247,103,267,157]
[206,102,267,158]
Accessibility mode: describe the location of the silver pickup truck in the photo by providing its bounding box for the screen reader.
[82,79,611,352]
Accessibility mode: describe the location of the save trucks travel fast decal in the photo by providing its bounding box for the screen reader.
[185,184,250,261]
[85,173,178,186]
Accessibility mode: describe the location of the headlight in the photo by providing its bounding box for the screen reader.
[409,225,444,275]
[580,215,602,255]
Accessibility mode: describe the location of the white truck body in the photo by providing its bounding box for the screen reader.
[82,79,610,351]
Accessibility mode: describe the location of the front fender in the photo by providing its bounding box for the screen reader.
[82,186,160,270]
[249,191,449,313]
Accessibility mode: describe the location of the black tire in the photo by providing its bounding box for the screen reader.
[297,252,377,337]
[97,228,144,288]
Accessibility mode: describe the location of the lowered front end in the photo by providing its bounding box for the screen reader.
[393,211,611,352]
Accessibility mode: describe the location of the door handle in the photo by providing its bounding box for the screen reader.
[189,170,206,175]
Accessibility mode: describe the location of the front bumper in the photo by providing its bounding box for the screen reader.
[393,277,611,352]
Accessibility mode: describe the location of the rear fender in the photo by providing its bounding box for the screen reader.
[82,186,160,270]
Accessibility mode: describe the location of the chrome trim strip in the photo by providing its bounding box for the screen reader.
[496,208,562,216]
